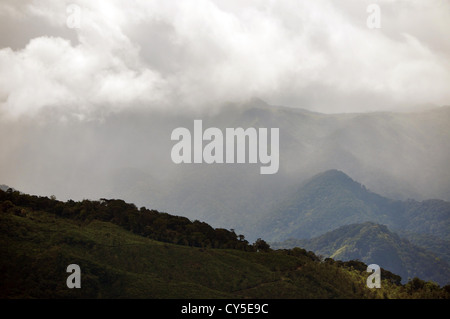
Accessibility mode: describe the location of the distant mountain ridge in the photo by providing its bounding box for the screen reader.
[259,169,450,242]
[395,231,450,264]
[2,101,450,242]
[262,170,450,286]
[271,222,450,286]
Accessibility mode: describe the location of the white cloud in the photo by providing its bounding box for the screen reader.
[0,35,167,120]
[0,0,449,119]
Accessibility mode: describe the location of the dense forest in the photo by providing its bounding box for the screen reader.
[0,188,260,251]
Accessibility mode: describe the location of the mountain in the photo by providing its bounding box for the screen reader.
[2,101,450,241]
[401,199,450,241]
[396,231,450,264]
[258,170,402,241]
[271,222,450,286]
[258,170,450,242]
[157,104,450,238]
[3,188,448,299]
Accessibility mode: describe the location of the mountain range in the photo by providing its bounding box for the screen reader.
[2,168,449,287]
[271,222,450,286]
[151,102,450,238]
[1,188,448,298]
[261,170,450,286]
[1,100,450,241]
[1,100,449,291]
[259,169,450,242]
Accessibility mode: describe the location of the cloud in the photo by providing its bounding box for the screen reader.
[0,0,449,119]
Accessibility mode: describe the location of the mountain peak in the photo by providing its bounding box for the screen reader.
[309,169,353,183]
[261,169,399,241]
[300,169,366,196]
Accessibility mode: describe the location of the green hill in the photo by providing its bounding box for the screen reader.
[1,189,448,299]
[259,170,450,242]
[259,170,402,241]
[271,222,450,286]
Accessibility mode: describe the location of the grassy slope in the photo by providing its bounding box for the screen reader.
[1,202,448,299]
[0,207,355,298]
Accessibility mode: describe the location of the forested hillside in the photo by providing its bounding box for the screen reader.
[1,188,449,299]
[260,170,450,241]
[271,222,450,286]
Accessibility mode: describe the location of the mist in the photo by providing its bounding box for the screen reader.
[1,100,449,239]
[1,1,450,237]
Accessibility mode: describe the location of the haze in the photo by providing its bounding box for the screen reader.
[0,1,449,234]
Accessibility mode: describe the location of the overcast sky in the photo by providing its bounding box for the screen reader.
[0,0,449,119]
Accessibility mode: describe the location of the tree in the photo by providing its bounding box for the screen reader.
[254,238,270,252]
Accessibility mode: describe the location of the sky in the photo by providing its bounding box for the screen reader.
[0,0,449,119]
